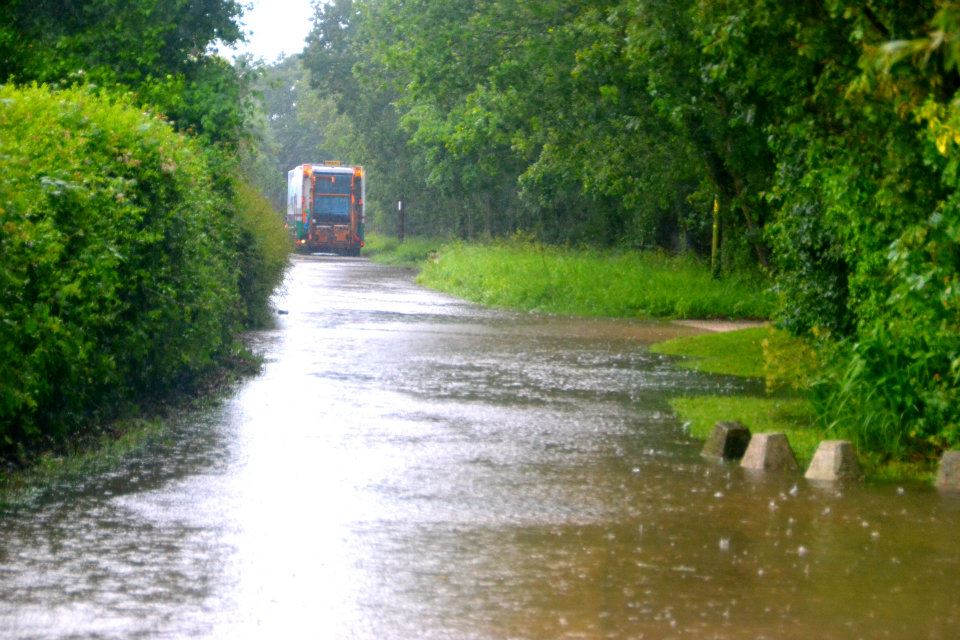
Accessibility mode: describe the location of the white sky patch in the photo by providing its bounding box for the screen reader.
[220,0,321,62]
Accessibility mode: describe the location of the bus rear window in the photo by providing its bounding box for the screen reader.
[313,173,352,220]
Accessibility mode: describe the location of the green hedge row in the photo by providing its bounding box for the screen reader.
[0,84,285,460]
[233,181,291,328]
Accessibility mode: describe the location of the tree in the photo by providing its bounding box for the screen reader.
[241,55,350,209]
[303,0,461,235]
[1,0,250,149]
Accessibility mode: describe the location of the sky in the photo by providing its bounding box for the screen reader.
[221,0,320,62]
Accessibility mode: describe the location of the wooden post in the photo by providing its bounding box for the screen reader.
[711,196,721,279]
[398,199,405,243]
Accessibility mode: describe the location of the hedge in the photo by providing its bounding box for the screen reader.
[0,84,245,459]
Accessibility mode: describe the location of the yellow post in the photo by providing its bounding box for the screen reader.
[711,196,721,279]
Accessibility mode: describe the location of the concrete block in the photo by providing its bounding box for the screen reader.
[702,421,752,460]
[935,451,960,491]
[740,433,799,472]
[804,440,863,482]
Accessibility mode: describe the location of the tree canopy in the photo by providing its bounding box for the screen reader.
[1,0,251,148]
[296,0,960,459]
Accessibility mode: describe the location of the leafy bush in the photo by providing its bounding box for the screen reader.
[813,209,960,460]
[233,182,290,327]
[0,84,240,459]
[742,3,960,462]
[767,198,852,337]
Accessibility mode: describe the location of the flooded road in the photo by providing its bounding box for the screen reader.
[1,255,959,639]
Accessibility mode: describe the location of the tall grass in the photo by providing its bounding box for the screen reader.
[417,240,774,319]
[363,233,448,268]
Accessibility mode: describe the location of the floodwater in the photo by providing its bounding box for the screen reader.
[1,256,959,640]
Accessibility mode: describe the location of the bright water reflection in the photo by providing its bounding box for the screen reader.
[1,256,959,639]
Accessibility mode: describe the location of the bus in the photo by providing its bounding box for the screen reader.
[287,162,365,256]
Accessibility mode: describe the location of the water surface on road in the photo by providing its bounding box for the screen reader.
[1,256,958,639]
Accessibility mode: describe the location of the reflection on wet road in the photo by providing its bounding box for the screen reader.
[1,256,958,639]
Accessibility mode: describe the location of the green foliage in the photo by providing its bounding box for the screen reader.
[760,2,960,460]
[294,0,960,462]
[1,0,243,81]
[241,56,352,210]
[233,182,291,327]
[363,233,447,268]
[651,327,770,378]
[303,0,462,237]
[0,84,240,460]
[812,317,959,462]
[0,417,166,512]
[1,0,253,151]
[761,328,820,394]
[304,0,362,109]
[418,239,773,320]
[670,395,820,468]
[673,0,959,461]
[0,4,294,465]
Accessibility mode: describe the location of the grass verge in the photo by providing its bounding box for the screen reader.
[363,233,448,269]
[0,417,167,511]
[651,326,770,377]
[656,327,934,483]
[656,326,822,466]
[672,395,821,468]
[417,240,773,319]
